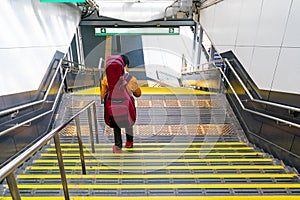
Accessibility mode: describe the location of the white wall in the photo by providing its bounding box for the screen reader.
[141,26,195,85]
[0,0,81,96]
[200,0,300,94]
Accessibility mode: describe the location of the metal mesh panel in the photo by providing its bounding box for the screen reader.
[103,124,235,136]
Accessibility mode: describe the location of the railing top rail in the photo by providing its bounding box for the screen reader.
[0,68,68,138]
[0,100,95,182]
[0,59,63,117]
[217,67,300,129]
[182,58,300,113]
[63,59,102,72]
[0,57,101,117]
[224,58,300,113]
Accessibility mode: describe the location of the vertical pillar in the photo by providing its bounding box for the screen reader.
[76,27,85,65]
[193,24,198,51]
[116,35,121,53]
[210,45,216,62]
[209,45,216,68]
[197,25,203,70]
[192,23,199,72]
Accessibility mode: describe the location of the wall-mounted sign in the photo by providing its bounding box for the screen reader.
[95,27,180,36]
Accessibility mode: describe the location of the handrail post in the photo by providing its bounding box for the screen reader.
[92,102,99,144]
[87,107,95,153]
[75,116,87,174]
[6,172,21,200]
[53,132,70,200]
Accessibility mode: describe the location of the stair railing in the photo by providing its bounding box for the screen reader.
[0,59,63,117]
[220,61,300,129]
[223,58,300,114]
[0,100,98,200]
[181,59,300,129]
[0,58,102,138]
[0,64,68,137]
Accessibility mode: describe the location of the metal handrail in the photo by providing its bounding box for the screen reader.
[0,58,101,118]
[0,59,63,117]
[0,66,68,137]
[224,58,300,113]
[62,59,102,72]
[181,59,300,128]
[183,58,300,113]
[217,67,300,129]
[0,100,98,200]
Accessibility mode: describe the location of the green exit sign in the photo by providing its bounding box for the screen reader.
[40,0,86,2]
[95,27,180,36]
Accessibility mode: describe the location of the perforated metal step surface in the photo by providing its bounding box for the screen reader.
[1,93,300,198]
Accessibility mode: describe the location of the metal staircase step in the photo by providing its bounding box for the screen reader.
[1,93,299,198]
[2,197,300,200]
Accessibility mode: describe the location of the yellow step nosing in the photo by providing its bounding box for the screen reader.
[7,183,300,189]
[45,147,254,151]
[17,173,297,179]
[34,158,273,163]
[51,142,248,146]
[26,165,284,170]
[2,196,300,200]
[40,152,264,157]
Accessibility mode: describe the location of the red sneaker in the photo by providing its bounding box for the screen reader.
[112,145,123,154]
[125,142,134,148]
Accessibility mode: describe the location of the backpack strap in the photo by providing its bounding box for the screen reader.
[124,73,132,84]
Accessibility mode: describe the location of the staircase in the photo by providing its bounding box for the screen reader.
[1,89,300,199]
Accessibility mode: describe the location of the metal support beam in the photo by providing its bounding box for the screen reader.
[53,133,70,200]
[197,25,203,69]
[193,24,198,51]
[75,116,87,174]
[209,45,216,68]
[87,107,95,153]
[80,18,195,27]
[92,103,99,144]
[6,173,21,200]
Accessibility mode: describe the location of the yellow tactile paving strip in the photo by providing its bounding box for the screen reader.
[182,79,221,89]
[140,87,214,95]
[136,99,222,108]
[59,124,235,137]
[103,124,235,136]
[73,87,215,95]
[66,99,222,108]
[59,126,90,136]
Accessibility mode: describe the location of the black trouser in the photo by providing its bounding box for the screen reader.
[113,127,133,148]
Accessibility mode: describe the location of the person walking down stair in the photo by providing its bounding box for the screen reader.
[101,54,142,153]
